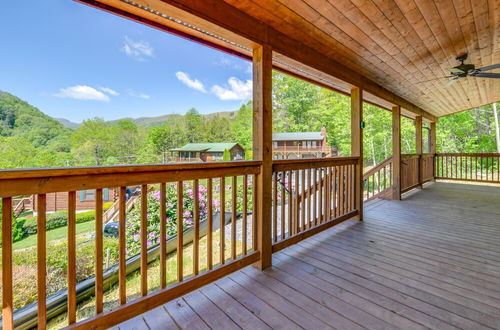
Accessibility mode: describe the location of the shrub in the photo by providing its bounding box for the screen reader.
[12,237,119,309]
[19,209,98,238]
[125,183,217,256]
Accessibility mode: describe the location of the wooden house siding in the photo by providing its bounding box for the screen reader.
[29,188,119,212]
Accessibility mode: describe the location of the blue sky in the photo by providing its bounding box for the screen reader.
[0,1,252,122]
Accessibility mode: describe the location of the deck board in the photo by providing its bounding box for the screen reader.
[116,182,500,330]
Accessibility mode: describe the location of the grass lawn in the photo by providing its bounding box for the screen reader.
[47,233,245,329]
[12,220,97,251]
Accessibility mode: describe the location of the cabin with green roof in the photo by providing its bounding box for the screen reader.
[170,142,245,162]
[272,127,334,159]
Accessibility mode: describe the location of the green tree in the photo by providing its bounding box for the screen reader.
[70,118,112,166]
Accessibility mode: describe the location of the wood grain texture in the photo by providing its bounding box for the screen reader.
[115,182,500,330]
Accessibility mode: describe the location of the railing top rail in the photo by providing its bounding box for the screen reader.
[363,157,392,178]
[272,156,358,172]
[436,153,500,157]
[0,161,262,198]
[0,160,262,180]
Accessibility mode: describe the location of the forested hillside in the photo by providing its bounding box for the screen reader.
[0,72,498,170]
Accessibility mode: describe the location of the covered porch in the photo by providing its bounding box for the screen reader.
[0,0,499,329]
[117,182,500,330]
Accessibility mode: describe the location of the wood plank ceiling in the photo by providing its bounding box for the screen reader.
[223,0,499,117]
[82,0,499,118]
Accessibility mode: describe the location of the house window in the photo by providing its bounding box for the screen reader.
[312,141,317,148]
[79,189,109,202]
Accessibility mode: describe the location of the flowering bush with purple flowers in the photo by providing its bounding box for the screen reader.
[125,182,216,256]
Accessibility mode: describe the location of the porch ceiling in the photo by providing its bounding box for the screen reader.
[80,0,498,118]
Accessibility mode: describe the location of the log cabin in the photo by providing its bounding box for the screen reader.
[27,188,119,213]
[0,0,498,329]
[169,142,245,162]
[272,127,335,159]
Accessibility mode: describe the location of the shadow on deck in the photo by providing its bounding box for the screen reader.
[117,182,500,330]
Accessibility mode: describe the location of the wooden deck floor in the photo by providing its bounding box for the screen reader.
[116,182,500,330]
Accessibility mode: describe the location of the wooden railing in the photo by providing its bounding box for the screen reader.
[271,157,359,252]
[435,153,500,183]
[363,157,392,201]
[0,161,261,329]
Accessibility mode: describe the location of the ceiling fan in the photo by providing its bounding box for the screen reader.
[418,54,500,87]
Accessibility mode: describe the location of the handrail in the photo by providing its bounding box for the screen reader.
[362,157,393,201]
[0,161,262,198]
[362,157,392,179]
[1,162,260,329]
[435,153,499,183]
[273,156,358,171]
[271,157,358,251]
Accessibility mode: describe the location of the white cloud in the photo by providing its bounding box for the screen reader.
[54,85,110,102]
[127,89,151,99]
[175,71,207,93]
[211,77,252,100]
[122,36,153,61]
[99,87,119,96]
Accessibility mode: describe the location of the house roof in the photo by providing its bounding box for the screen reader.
[170,143,242,152]
[272,132,323,141]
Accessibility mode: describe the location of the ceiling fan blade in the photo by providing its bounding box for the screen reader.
[416,76,453,84]
[473,72,500,78]
[449,67,464,74]
[476,63,500,72]
[444,78,459,88]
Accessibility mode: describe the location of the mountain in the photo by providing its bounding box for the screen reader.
[0,91,70,148]
[54,117,80,129]
[56,111,238,129]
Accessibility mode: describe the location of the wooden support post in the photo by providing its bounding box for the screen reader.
[350,87,363,220]
[392,105,401,200]
[253,44,273,270]
[415,116,423,188]
[430,120,437,180]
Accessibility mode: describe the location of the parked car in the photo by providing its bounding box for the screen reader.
[104,221,119,238]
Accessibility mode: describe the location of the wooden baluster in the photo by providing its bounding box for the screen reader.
[37,194,47,328]
[318,168,323,223]
[288,171,293,235]
[340,166,344,214]
[207,179,214,266]
[272,172,278,242]
[294,170,299,234]
[324,167,330,222]
[68,191,77,322]
[475,157,478,181]
[280,171,286,238]
[194,180,200,275]
[383,166,387,191]
[220,177,225,264]
[242,176,247,255]
[177,181,184,281]
[313,168,317,226]
[301,168,306,232]
[308,168,312,228]
[95,189,103,314]
[231,176,237,260]
[252,175,258,252]
[140,185,148,296]
[2,197,13,329]
[160,183,167,288]
[118,187,126,306]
